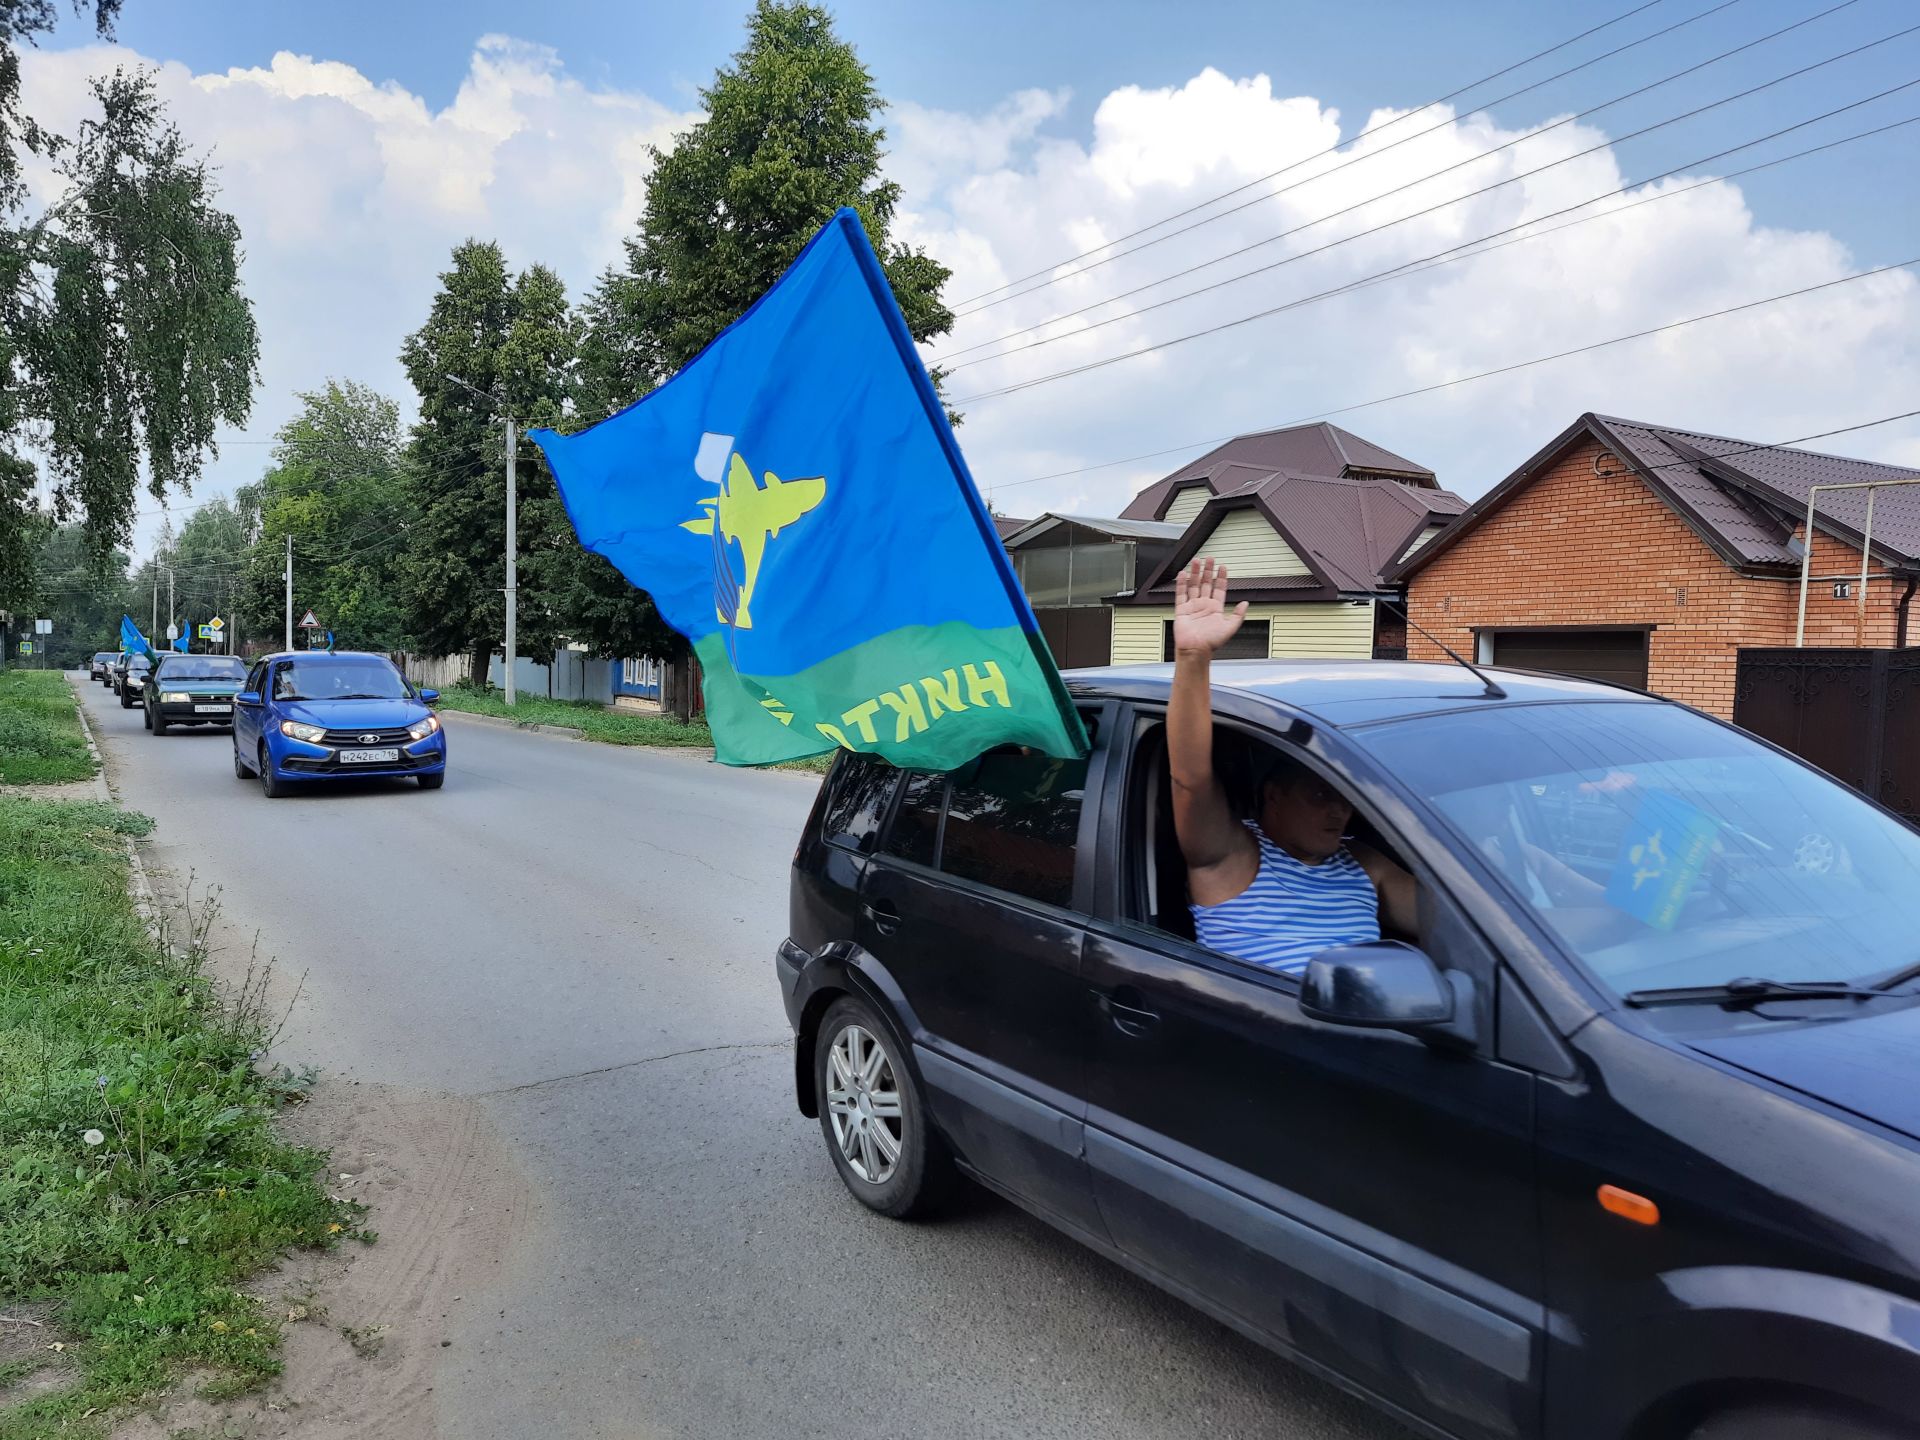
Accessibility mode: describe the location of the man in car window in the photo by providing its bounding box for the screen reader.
[1168,559,1417,975]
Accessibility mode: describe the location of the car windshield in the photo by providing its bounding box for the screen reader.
[272,657,409,701]
[127,657,150,672]
[1359,701,1920,996]
[155,657,247,683]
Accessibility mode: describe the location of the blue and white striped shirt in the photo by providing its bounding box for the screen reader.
[1191,823,1381,976]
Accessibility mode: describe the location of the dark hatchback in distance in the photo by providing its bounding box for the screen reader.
[112,652,151,706]
[777,660,1920,1440]
[142,653,247,733]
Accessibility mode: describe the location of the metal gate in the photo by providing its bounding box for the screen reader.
[1733,648,1920,824]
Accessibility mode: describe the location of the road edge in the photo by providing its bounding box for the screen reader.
[66,671,158,933]
[440,709,587,741]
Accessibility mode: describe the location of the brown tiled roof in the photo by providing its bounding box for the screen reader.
[1390,413,1920,582]
[1130,471,1465,603]
[1123,422,1437,521]
[992,515,1032,540]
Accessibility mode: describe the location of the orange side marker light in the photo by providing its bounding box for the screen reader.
[1597,1184,1660,1226]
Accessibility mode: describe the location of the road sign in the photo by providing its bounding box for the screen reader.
[34,618,51,634]
[16,640,30,655]
[207,615,225,632]
[197,624,218,640]
[166,623,179,641]
[298,610,320,629]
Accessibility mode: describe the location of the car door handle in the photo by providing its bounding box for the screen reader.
[865,900,901,937]
[1095,985,1160,1037]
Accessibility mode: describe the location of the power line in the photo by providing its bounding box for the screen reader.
[944,5,1901,365]
[948,0,1860,319]
[950,87,1920,401]
[984,262,1920,494]
[952,0,1678,309]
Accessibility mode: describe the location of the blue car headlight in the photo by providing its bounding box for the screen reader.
[279,721,325,743]
[408,714,441,741]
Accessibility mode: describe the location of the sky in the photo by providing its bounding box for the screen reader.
[23,0,1920,568]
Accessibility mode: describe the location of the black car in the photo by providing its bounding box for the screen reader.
[777,660,1920,1440]
[88,651,117,684]
[141,653,246,734]
[113,652,152,707]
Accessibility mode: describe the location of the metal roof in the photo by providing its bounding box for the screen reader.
[1123,422,1438,521]
[1001,513,1187,547]
[1393,413,1920,582]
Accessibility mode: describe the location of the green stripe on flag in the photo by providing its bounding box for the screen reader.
[695,621,1087,770]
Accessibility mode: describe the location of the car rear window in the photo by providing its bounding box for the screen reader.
[819,756,898,853]
[882,772,944,867]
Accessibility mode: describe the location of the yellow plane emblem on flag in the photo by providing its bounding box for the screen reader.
[681,449,826,631]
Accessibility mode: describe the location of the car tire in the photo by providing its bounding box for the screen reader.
[119,686,132,709]
[812,995,955,1219]
[142,704,152,730]
[417,772,445,790]
[258,744,286,799]
[1690,1404,1913,1440]
[151,710,167,735]
[233,743,252,780]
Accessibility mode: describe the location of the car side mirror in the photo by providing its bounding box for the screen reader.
[235,690,261,706]
[418,688,439,704]
[1301,941,1468,1037]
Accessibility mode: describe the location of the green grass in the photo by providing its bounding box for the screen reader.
[0,795,363,1438]
[0,672,94,785]
[433,683,833,773]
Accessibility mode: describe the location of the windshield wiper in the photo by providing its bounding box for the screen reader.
[331,693,394,700]
[1625,976,1898,1009]
[1863,960,1920,993]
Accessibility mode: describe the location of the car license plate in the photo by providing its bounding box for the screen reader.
[193,704,230,714]
[340,748,400,765]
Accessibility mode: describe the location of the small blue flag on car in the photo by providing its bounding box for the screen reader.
[529,207,1086,770]
[120,616,152,657]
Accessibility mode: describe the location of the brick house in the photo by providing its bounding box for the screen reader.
[1388,413,1920,718]
[1105,422,1464,663]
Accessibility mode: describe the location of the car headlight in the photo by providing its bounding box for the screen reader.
[162,691,191,703]
[279,721,326,743]
[407,714,441,740]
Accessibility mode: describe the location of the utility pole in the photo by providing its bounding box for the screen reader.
[168,567,175,642]
[284,534,293,652]
[151,573,158,638]
[505,415,517,707]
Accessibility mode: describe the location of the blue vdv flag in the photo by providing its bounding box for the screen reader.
[530,207,1085,769]
[173,619,191,653]
[120,616,152,657]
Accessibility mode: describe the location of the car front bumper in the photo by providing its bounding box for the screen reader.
[156,698,237,724]
[267,731,448,779]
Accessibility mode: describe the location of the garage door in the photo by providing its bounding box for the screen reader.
[1489,629,1648,690]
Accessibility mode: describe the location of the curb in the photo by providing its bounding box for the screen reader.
[66,673,160,936]
[439,709,586,740]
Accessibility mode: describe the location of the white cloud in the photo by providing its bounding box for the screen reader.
[18,38,696,560]
[19,37,1917,564]
[897,72,1920,517]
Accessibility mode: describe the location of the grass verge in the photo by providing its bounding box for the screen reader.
[433,683,833,773]
[0,672,94,784]
[0,795,363,1439]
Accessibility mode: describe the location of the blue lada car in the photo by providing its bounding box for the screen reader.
[231,650,445,796]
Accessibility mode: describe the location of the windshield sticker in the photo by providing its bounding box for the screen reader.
[1604,790,1721,931]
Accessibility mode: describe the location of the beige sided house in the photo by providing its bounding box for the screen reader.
[1110,423,1464,663]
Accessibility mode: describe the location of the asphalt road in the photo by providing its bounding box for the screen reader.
[75,676,1408,1440]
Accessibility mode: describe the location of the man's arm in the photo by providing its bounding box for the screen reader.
[1347,841,1419,938]
[1169,559,1259,907]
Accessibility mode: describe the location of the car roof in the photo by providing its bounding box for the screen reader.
[252,650,392,663]
[1061,658,1663,727]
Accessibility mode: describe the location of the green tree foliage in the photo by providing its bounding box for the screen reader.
[12,520,124,666]
[398,243,574,682]
[0,7,258,597]
[233,381,412,653]
[561,0,957,669]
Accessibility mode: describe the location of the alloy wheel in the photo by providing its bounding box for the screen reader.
[825,1024,904,1185]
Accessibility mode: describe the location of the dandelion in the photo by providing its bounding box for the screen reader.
[209,1320,228,1333]
[244,1328,258,1338]
[326,1223,343,1234]
[81,1128,104,1147]
[215,1186,227,1199]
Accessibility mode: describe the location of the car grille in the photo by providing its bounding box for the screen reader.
[318,726,415,746]
[282,750,431,774]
